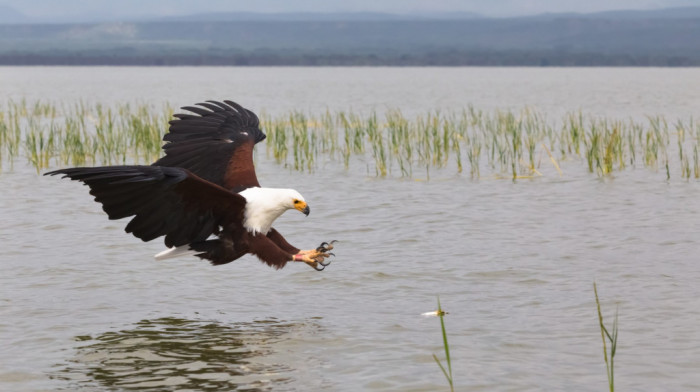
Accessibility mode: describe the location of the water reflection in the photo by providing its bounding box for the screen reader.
[55,317,305,391]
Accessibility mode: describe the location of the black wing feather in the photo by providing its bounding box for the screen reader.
[153,100,265,190]
[45,165,246,248]
[206,100,232,111]
[180,106,214,117]
[196,102,226,112]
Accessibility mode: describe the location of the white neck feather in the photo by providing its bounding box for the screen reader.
[238,187,304,235]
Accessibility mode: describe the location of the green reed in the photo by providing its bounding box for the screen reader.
[386,109,413,177]
[0,100,169,171]
[262,114,289,165]
[288,111,314,172]
[432,297,454,392]
[261,108,700,180]
[365,112,387,176]
[593,282,618,392]
[3,99,700,181]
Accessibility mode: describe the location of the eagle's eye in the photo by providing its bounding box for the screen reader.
[293,199,301,204]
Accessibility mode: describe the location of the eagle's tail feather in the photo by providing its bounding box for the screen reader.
[154,245,196,260]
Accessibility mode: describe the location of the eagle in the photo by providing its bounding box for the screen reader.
[46,100,335,271]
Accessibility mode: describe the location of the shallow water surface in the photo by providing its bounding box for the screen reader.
[58,317,305,390]
[2,67,700,391]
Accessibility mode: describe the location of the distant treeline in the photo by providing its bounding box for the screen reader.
[1,50,697,66]
[2,15,700,66]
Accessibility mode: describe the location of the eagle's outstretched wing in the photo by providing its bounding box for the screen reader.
[46,165,246,248]
[153,100,266,192]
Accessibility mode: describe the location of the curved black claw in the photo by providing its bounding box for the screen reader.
[316,240,338,253]
[319,260,332,267]
[311,262,326,271]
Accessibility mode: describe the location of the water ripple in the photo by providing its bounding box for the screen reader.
[53,317,312,391]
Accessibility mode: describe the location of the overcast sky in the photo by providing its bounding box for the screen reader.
[5,0,699,20]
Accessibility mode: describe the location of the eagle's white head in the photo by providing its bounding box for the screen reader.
[238,187,309,235]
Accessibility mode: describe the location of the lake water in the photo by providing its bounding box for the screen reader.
[2,67,700,391]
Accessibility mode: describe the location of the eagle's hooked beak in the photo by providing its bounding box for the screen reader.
[295,200,310,216]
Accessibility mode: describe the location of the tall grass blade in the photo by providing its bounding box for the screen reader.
[594,282,618,392]
[432,296,454,392]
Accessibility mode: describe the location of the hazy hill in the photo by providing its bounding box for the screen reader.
[1,7,699,66]
[157,11,483,22]
[583,6,700,19]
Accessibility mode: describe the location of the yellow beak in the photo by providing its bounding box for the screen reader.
[295,201,310,216]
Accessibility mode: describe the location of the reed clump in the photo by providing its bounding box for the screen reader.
[261,107,699,180]
[3,99,700,180]
[0,99,168,173]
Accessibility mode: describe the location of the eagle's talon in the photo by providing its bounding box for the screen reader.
[309,262,325,271]
[296,241,336,270]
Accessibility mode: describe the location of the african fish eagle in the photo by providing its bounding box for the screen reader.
[45,100,335,271]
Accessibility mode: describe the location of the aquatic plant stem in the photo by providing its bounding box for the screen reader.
[432,296,454,392]
[594,282,618,392]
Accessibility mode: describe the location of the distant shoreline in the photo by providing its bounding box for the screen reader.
[3,13,700,67]
[1,51,698,67]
